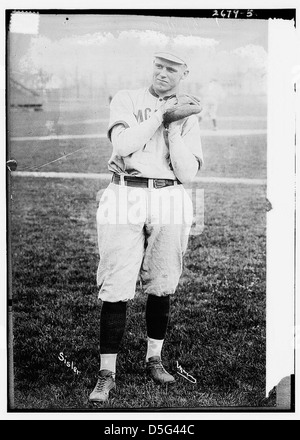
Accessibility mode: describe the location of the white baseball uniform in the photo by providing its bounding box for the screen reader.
[96,85,203,302]
[107,86,203,178]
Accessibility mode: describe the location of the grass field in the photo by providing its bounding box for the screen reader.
[8,94,275,410]
[10,134,266,180]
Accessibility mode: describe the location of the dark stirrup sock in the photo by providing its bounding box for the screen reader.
[100,301,127,354]
[146,294,170,340]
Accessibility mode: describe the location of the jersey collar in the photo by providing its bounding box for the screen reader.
[149,85,176,101]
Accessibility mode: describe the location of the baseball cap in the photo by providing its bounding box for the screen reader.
[154,51,187,66]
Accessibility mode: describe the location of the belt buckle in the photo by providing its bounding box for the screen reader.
[153,179,166,189]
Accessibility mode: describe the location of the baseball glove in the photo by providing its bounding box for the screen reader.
[163,94,202,126]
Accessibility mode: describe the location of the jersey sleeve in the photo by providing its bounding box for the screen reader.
[107,90,139,141]
[181,115,204,167]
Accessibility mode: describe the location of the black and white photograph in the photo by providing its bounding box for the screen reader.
[3,6,298,419]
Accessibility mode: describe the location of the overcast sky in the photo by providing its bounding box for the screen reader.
[36,14,268,50]
[9,13,268,91]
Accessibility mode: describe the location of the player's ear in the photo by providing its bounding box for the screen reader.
[181,68,189,80]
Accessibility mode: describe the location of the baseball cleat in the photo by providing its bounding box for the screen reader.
[146,356,176,384]
[89,369,116,403]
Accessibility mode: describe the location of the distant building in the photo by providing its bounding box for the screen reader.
[9,78,43,110]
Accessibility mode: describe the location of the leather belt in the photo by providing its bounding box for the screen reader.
[112,173,181,189]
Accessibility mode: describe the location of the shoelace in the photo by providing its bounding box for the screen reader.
[95,375,111,392]
[150,361,167,374]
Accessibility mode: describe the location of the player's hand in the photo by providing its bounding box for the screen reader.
[157,97,178,117]
[163,94,202,126]
[156,97,177,126]
[161,96,178,113]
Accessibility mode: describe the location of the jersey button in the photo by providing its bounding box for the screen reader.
[159,98,163,101]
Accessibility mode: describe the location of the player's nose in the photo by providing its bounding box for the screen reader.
[157,67,167,78]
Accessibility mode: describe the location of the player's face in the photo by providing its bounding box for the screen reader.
[152,58,188,96]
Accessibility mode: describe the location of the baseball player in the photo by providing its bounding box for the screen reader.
[198,79,225,130]
[89,51,204,403]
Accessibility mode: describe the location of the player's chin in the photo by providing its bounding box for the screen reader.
[155,79,169,90]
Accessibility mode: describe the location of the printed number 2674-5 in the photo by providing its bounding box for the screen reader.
[212,10,254,18]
